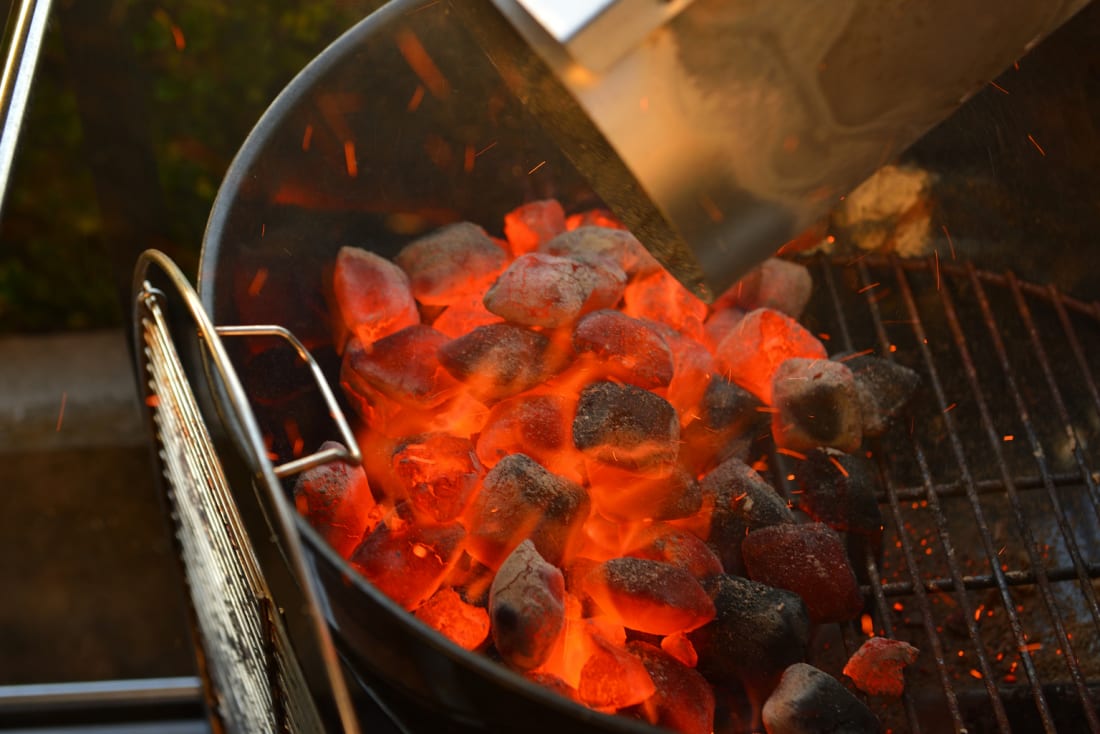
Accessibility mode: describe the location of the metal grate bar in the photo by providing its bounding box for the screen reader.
[968,269,1100,635]
[818,256,936,733]
[862,551,925,733]
[877,562,1100,596]
[1008,276,1100,523]
[1046,283,1100,419]
[886,472,1092,503]
[846,256,1011,731]
[883,257,1099,319]
[853,257,1025,730]
[937,264,1100,733]
[141,298,279,732]
[883,256,1057,732]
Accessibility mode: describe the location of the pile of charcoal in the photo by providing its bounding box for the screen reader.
[293,200,921,733]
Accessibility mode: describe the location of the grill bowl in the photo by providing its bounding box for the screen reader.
[197,1,659,731]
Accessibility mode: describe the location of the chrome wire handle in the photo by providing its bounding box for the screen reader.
[0,0,53,215]
[132,249,362,734]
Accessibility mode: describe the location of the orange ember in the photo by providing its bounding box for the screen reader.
[414,587,490,651]
[843,636,919,697]
[714,308,828,404]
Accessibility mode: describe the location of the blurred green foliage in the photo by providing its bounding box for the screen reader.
[0,0,381,332]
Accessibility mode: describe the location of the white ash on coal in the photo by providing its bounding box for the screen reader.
[394,222,508,306]
[689,574,810,697]
[573,309,675,389]
[490,540,566,671]
[541,225,662,279]
[438,323,563,401]
[762,662,882,734]
[771,357,863,453]
[333,246,419,350]
[292,441,375,557]
[483,252,625,328]
[834,352,921,438]
[465,453,589,569]
[579,557,715,636]
[712,257,814,320]
[341,325,456,410]
[572,381,680,471]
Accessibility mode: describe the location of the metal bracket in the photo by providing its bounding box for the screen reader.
[214,324,361,479]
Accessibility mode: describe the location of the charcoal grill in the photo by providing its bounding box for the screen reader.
[131,1,1100,732]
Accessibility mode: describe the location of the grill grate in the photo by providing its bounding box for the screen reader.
[132,251,362,734]
[796,254,1100,734]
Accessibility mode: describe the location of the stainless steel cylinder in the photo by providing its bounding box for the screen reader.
[487,0,1090,297]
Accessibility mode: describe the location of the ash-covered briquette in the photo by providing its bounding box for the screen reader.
[413,587,490,652]
[578,632,656,710]
[650,319,716,407]
[586,464,702,522]
[489,540,566,671]
[680,377,766,474]
[465,453,590,569]
[483,252,625,328]
[702,307,745,352]
[475,394,574,472]
[835,352,921,437]
[771,357,862,453]
[430,291,503,338]
[503,199,567,255]
[713,257,814,320]
[621,268,709,341]
[843,636,919,697]
[349,519,465,610]
[701,376,766,433]
[332,246,419,349]
[541,225,662,279]
[393,222,508,306]
[623,641,715,734]
[573,309,675,389]
[699,457,793,576]
[742,523,865,624]
[622,523,724,581]
[581,557,716,636]
[391,433,481,524]
[714,308,828,404]
[794,448,884,544]
[340,326,458,411]
[292,441,375,557]
[572,381,680,471]
[688,575,810,696]
[762,663,882,734]
[437,323,564,402]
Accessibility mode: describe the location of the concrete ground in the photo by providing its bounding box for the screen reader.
[0,329,195,685]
